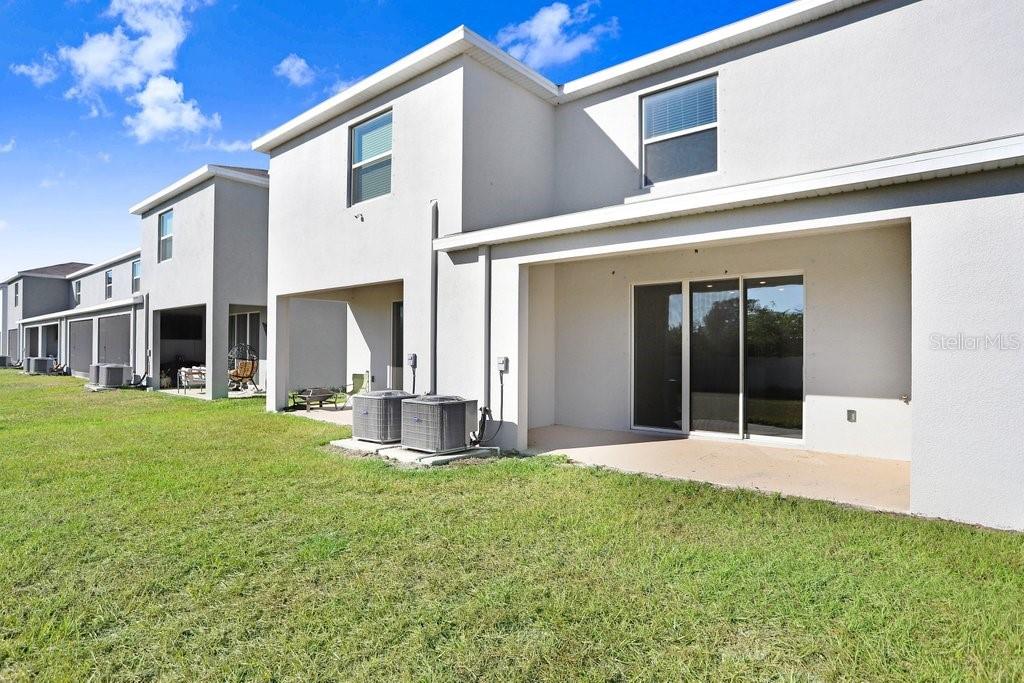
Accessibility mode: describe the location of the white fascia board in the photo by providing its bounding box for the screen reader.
[434,135,1024,252]
[129,165,269,216]
[19,296,143,326]
[561,0,869,101]
[251,27,560,154]
[66,249,142,280]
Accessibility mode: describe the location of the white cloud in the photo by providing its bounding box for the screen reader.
[124,75,220,143]
[14,0,222,143]
[39,171,65,189]
[192,136,250,152]
[496,0,618,70]
[10,54,60,86]
[0,220,8,232]
[327,75,361,96]
[97,151,112,162]
[0,138,14,153]
[274,53,315,87]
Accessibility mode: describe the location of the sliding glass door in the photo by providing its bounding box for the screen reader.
[633,283,683,430]
[744,276,804,438]
[635,274,804,440]
[689,279,740,434]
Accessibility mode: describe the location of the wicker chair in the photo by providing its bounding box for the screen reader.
[228,344,261,393]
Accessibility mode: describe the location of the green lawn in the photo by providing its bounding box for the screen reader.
[0,372,1022,681]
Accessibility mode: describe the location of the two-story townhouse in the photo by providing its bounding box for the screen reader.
[15,251,146,378]
[129,164,344,397]
[2,262,91,363]
[260,0,1024,529]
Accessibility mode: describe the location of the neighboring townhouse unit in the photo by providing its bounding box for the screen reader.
[3,262,91,363]
[129,164,344,397]
[14,251,146,378]
[255,0,1024,530]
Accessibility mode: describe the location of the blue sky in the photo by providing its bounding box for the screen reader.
[0,0,786,277]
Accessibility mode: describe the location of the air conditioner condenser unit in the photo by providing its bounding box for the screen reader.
[25,357,51,375]
[401,395,478,455]
[352,390,414,443]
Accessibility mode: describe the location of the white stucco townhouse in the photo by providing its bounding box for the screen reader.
[246,0,1019,530]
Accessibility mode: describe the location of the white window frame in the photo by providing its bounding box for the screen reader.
[73,280,81,305]
[158,210,173,262]
[13,282,19,307]
[131,260,141,293]
[349,109,393,206]
[628,269,806,446]
[104,270,113,300]
[640,75,719,188]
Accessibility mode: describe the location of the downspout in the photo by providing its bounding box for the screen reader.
[429,199,439,395]
[482,244,492,409]
[144,293,150,382]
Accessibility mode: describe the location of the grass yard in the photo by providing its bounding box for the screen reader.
[1,372,1023,681]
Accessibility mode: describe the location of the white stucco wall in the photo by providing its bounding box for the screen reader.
[910,182,1024,530]
[286,299,348,391]
[553,0,1024,213]
[70,256,138,309]
[140,180,216,314]
[461,58,556,231]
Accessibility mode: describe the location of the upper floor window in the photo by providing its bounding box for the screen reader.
[73,280,81,305]
[104,270,113,299]
[642,76,717,185]
[158,210,173,262]
[13,282,19,307]
[350,110,392,205]
[131,260,142,293]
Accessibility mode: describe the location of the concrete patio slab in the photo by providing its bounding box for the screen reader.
[329,437,498,467]
[529,425,910,513]
[285,406,353,426]
[157,388,262,401]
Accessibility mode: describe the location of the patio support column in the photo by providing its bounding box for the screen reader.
[150,310,161,389]
[206,300,230,399]
[267,295,290,411]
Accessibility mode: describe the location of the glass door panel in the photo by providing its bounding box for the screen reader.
[690,279,740,433]
[633,284,683,430]
[744,276,804,438]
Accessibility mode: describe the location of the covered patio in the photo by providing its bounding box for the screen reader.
[529,425,910,512]
[267,280,407,411]
[515,222,912,513]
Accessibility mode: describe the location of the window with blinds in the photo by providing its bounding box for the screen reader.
[642,77,717,185]
[350,110,392,204]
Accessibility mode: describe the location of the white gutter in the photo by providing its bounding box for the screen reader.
[66,249,141,280]
[19,296,143,325]
[129,165,269,216]
[435,134,1024,252]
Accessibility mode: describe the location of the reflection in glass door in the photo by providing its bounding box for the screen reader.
[689,280,740,433]
[633,284,683,430]
[744,276,804,438]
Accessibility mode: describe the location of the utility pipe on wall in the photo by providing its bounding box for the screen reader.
[429,200,439,395]
[482,244,492,410]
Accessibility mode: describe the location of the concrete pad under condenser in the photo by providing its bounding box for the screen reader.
[329,438,499,467]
